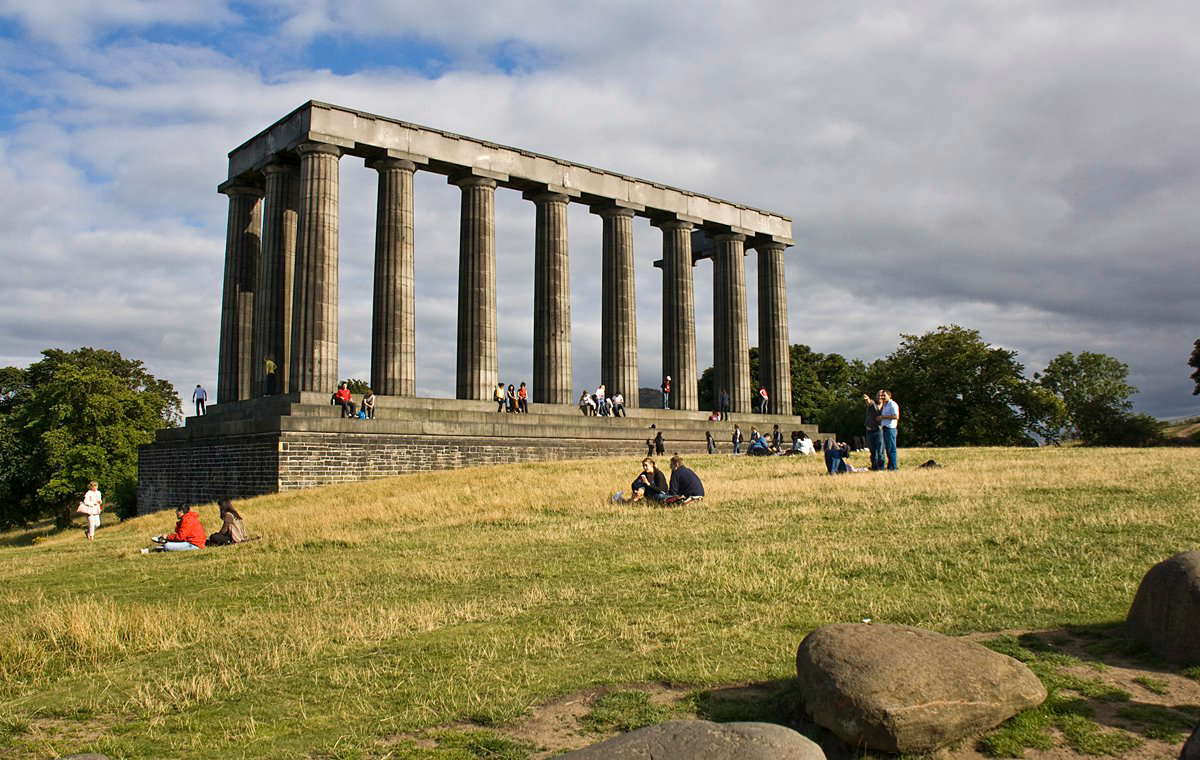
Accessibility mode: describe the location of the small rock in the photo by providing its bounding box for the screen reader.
[1126,550,1200,664]
[795,623,1046,753]
[1181,722,1199,760]
[557,719,826,759]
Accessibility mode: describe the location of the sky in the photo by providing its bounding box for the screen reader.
[0,0,1197,419]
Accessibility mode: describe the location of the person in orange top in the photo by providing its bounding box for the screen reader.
[158,505,206,551]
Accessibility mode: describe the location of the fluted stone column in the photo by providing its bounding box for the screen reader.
[713,233,751,412]
[453,175,498,400]
[529,191,571,404]
[369,158,417,397]
[253,161,299,397]
[756,241,792,415]
[656,218,698,411]
[595,204,639,407]
[217,183,262,403]
[289,141,341,393]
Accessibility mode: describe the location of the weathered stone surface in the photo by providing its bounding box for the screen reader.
[557,720,825,759]
[1127,550,1200,665]
[1182,722,1200,760]
[795,623,1047,753]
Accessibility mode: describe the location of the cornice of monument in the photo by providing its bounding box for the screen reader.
[224,100,793,245]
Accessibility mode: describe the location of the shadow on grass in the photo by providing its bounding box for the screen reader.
[977,625,1200,757]
[0,518,64,548]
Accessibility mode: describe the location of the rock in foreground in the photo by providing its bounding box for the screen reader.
[1127,550,1200,664]
[557,719,826,759]
[1181,722,1199,760]
[795,623,1046,753]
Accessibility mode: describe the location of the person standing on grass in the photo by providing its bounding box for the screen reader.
[878,389,900,470]
[864,392,884,470]
[193,384,207,416]
[706,430,716,454]
[78,481,103,541]
[732,424,743,454]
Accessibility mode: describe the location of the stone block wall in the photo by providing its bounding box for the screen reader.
[276,433,646,490]
[137,433,280,514]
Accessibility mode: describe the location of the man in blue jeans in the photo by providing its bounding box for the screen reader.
[878,389,900,470]
[863,393,884,470]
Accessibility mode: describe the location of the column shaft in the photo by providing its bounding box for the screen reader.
[597,206,639,407]
[658,219,698,410]
[254,161,298,396]
[217,185,262,403]
[454,176,498,400]
[756,241,792,415]
[370,159,417,396]
[531,192,571,404]
[289,142,341,393]
[713,233,750,412]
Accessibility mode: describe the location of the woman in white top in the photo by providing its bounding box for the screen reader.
[80,481,103,540]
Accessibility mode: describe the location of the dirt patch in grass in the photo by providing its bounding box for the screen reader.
[418,627,1200,760]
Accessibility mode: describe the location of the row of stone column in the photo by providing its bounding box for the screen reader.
[217,141,792,414]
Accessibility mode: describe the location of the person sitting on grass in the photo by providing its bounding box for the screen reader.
[623,457,670,503]
[824,442,869,474]
[206,499,246,546]
[667,454,705,503]
[149,505,207,551]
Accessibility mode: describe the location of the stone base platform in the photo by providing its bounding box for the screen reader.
[137,392,826,513]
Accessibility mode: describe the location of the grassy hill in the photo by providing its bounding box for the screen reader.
[1,447,1198,758]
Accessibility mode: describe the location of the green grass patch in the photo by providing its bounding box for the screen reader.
[1057,713,1142,755]
[1115,703,1198,743]
[433,729,533,760]
[1182,666,1200,681]
[580,691,672,733]
[1130,675,1169,695]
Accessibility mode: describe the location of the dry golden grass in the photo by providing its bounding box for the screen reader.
[0,446,1197,758]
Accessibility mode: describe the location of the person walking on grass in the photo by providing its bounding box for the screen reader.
[878,389,900,470]
[78,481,103,541]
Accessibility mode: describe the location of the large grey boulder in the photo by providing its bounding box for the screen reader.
[795,623,1046,753]
[1127,550,1200,664]
[557,719,826,759]
[1182,722,1200,760]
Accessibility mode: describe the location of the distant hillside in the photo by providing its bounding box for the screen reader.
[1162,415,1200,443]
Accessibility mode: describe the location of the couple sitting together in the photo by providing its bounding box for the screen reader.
[617,454,705,505]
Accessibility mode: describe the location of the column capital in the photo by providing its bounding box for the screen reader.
[522,189,570,204]
[652,218,696,232]
[262,159,298,177]
[748,236,791,253]
[590,201,639,218]
[451,174,498,190]
[217,179,264,197]
[367,157,417,172]
[713,231,748,243]
[295,141,343,158]
[449,166,508,185]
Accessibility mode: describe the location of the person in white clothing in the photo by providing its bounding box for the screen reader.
[79,481,103,540]
[878,389,900,470]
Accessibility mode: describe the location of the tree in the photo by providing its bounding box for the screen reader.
[0,348,179,528]
[698,345,863,424]
[343,378,372,395]
[863,325,1041,446]
[1190,339,1200,396]
[1037,351,1145,445]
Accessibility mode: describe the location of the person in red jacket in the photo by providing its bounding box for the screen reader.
[157,505,206,551]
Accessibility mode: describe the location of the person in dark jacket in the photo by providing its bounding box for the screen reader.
[628,457,670,502]
[668,454,705,501]
[653,431,665,455]
[705,430,716,454]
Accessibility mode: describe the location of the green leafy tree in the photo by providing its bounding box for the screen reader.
[863,325,1040,446]
[1189,339,1200,396]
[698,345,863,424]
[0,348,179,528]
[1037,351,1146,445]
[343,378,372,395]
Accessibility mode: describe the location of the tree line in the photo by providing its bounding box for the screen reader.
[701,324,1165,448]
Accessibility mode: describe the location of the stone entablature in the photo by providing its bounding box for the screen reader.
[224,101,793,243]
